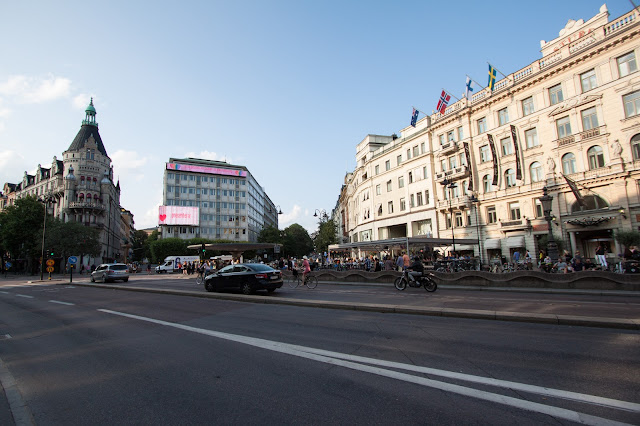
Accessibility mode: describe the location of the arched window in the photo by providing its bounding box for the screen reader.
[504,169,516,187]
[482,175,493,193]
[587,145,605,169]
[570,195,609,213]
[562,153,576,175]
[632,134,640,160]
[530,161,543,182]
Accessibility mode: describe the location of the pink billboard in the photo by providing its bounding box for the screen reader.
[166,162,247,177]
[158,206,200,226]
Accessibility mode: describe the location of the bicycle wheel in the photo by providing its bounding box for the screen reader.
[305,276,318,289]
[394,277,407,291]
[287,275,300,288]
[195,274,203,285]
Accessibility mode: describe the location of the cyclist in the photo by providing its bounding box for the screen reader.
[407,256,424,283]
[302,255,311,284]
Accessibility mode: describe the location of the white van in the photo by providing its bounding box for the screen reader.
[155,256,200,273]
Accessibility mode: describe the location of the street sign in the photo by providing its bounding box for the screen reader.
[68,256,78,265]
[5,262,11,268]
[46,259,54,266]
[274,245,280,254]
[46,266,54,273]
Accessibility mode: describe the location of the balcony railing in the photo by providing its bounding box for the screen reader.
[435,165,470,182]
[555,125,607,147]
[437,141,458,156]
[69,202,105,210]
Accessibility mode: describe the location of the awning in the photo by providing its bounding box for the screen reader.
[484,239,501,250]
[448,244,475,251]
[504,236,525,249]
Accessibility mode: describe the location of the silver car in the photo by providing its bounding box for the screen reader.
[90,263,130,283]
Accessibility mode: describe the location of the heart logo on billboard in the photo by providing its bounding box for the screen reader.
[159,214,167,221]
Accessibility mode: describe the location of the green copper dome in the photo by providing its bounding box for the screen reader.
[85,98,96,114]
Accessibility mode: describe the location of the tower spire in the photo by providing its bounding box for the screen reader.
[82,97,98,127]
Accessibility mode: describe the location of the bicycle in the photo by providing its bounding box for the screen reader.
[287,269,318,289]
[195,270,205,285]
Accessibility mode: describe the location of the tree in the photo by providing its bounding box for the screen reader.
[149,238,188,264]
[0,196,46,272]
[131,230,149,262]
[257,225,282,245]
[282,224,313,257]
[314,219,337,257]
[47,219,101,264]
[613,230,640,250]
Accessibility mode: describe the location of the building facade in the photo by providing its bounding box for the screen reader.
[160,157,277,242]
[2,100,131,266]
[335,5,640,263]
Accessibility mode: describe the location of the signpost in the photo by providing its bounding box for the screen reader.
[68,256,78,283]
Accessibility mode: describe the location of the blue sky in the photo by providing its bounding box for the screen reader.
[0,1,631,232]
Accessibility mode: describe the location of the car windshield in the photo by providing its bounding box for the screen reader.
[249,264,275,272]
[111,265,128,270]
[218,265,234,273]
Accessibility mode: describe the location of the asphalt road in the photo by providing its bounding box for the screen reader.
[0,283,639,425]
[76,273,640,321]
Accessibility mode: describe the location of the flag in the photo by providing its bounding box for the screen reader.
[488,64,497,91]
[510,125,522,180]
[410,108,419,127]
[488,134,498,186]
[465,76,476,99]
[562,174,586,206]
[436,90,451,114]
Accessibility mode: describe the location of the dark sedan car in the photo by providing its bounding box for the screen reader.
[204,263,283,294]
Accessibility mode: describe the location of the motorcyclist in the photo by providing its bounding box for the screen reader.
[407,256,424,283]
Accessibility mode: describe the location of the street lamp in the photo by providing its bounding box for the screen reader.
[270,205,283,215]
[468,194,482,268]
[313,209,328,219]
[314,209,328,265]
[539,186,559,263]
[39,194,56,281]
[440,178,457,255]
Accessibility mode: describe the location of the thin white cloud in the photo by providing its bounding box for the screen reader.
[73,94,97,110]
[184,150,230,163]
[279,204,302,228]
[0,74,71,104]
[111,150,148,170]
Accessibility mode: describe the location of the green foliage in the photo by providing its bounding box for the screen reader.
[314,218,337,256]
[131,230,149,262]
[613,230,640,249]
[0,196,45,261]
[257,225,282,245]
[149,238,188,263]
[47,219,101,259]
[282,224,313,257]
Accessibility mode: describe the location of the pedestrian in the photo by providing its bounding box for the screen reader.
[384,256,394,271]
[396,253,403,272]
[403,252,411,270]
[146,263,151,274]
[524,250,532,270]
[595,243,608,270]
[513,250,520,263]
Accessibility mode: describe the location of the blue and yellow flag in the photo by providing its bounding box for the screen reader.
[488,64,497,91]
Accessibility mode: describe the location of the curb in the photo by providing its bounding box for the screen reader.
[63,282,640,331]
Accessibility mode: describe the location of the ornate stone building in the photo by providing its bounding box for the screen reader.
[2,100,130,266]
[334,5,640,264]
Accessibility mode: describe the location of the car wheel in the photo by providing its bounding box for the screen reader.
[267,288,276,294]
[205,280,215,292]
[241,282,254,295]
[123,278,129,282]
[90,275,95,283]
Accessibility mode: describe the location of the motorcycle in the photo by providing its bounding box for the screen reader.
[394,269,437,292]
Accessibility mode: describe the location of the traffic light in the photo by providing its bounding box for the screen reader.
[50,250,54,257]
[201,243,206,254]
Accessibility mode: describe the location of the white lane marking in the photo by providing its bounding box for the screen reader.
[0,291,9,294]
[48,300,75,306]
[15,294,33,298]
[98,309,634,426]
[286,344,640,413]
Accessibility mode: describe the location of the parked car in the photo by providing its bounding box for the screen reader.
[204,263,282,294]
[90,263,130,283]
